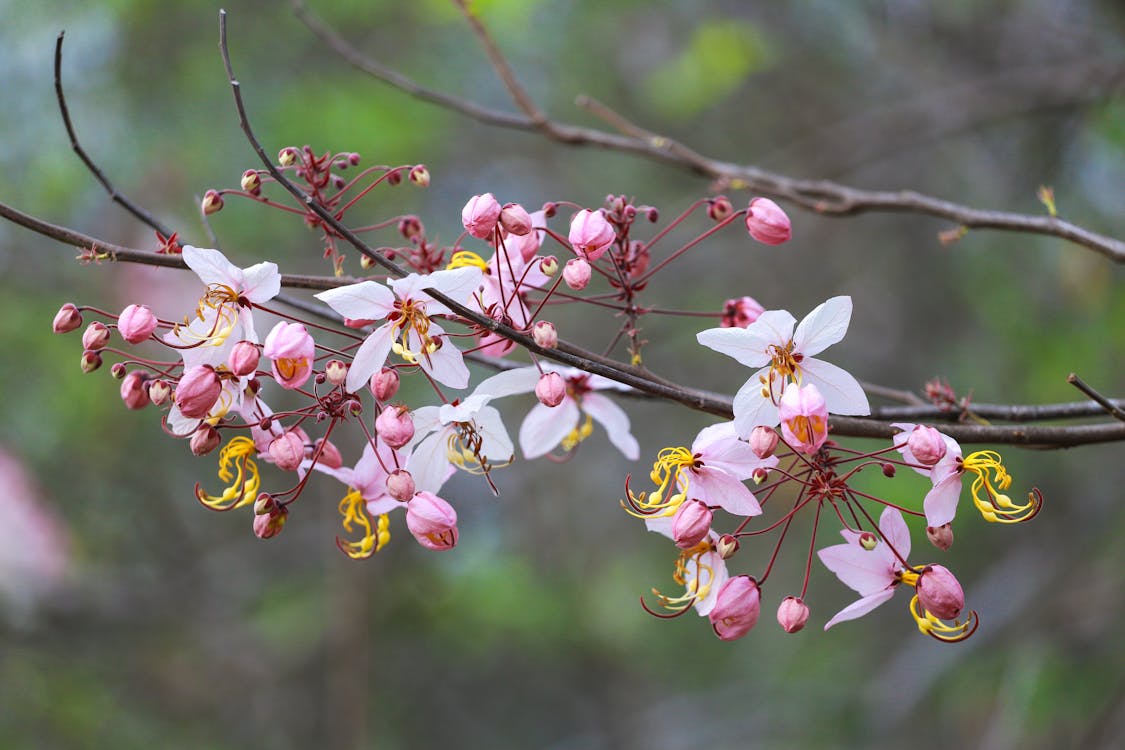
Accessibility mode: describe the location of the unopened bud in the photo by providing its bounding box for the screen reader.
[672,499,713,549]
[916,565,964,620]
[117,304,158,344]
[370,367,400,401]
[752,467,769,485]
[386,469,416,502]
[175,365,223,419]
[119,370,150,410]
[227,340,260,377]
[325,359,348,387]
[53,303,83,333]
[201,189,224,215]
[926,523,954,551]
[708,196,733,222]
[398,215,423,241]
[409,164,430,187]
[858,532,878,551]
[82,321,110,351]
[745,197,791,245]
[80,350,102,373]
[311,437,343,469]
[406,492,458,551]
[708,575,761,641]
[148,379,171,406]
[347,152,361,166]
[532,320,558,349]
[535,372,566,407]
[749,426,778,459]
[189,425,221,456]
[716,534,740,559]
[386,169,402,186]
[499,202,532,236]
[254,492,276,516]
[360,254,376,269]
[253,504,288,539]
[110,362,127,379]
[462,193,502,239]
[881,462,896,477]
[907,425,948,466]
[562,258,591,290]
[278,147,299,166]
[241,169,262,195]
[538,255,558,276]
[376,405,414,449]
[720,296,765,328]
[776,596,810,634]
[269,431,306,472]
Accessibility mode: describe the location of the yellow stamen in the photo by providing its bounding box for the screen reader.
[961,451,1038,523]
[651,541,716,613]
[622,445,695,518]
[445,423,512,476]
[175,283,241,349]
[446,250,488,271]
[560,414,595,452]
[336,488,390,560]
[908,594,978,643]
[194,436,260,511]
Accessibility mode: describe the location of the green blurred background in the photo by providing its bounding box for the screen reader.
[1,1,1123,747]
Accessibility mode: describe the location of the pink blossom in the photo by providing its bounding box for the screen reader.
[562,258,591,290]
[268,431,306,472]
[778,383,829,455]
[175,365,223,419]
[117,304,158,344]
[891,423,963,527]
[370,368,400,401]
[708,575,761,640]
[568,209,615,261]
[535,372,566,407]
[253,504,288,539]
[119,370,150,410]
[817,506,910,630]
[386,469,415,503]
[671,499,713,549]
[406,492,458,551]
[916,565,964,620]
[499,202,532,236]
[461,193,502,239]
[777,596,810,633]
[263,321,315,390]
[744,197,791,245]
[720,296,765,328]
[52,303,83,334]
[82,322,109,351]
[376,405,415,449]
[189,425,221,456]
[227,340,260,377]
[532,320,558,349]
[748,425,778,459]
[906,425,948,466]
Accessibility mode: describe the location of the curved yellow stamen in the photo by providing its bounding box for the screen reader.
[623,446,694,518]
[962,451,1038,523]
[194,436,260,511]
[336,488,390,560]
[445,424,512,476]
[908,594,978,643]
[175,283,241,349]
[560,414,595,452]
[446,250,488,271]
[389,300,437,364]
[651,541,716,613]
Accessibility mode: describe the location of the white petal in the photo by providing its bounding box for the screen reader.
[731,372,779,435]
[407,432,452,495]
[392,267,483,316]
[182,246,240,288]
[419,336,470,389]
[344,325,394,394]
[166,404,201,437]
[800,358,870,416]
[240,261,281,303]
[471,366,541,400]
[582,392,639,460]
[823,588,895,630]
[315,280,396,320]
[519,400,579,459]
[691,549,729,617]
[473,405,515,464]
[793,295,851,357]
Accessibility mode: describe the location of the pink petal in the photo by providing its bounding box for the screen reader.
[923,472,963,527]
[878,506,911,560]
[688,468,762,517]
[792,296,852,357]
[818,542,896,596]
[582,392,639,460]
[691,549,730,617]
[823,587,895,630]
[519,399,580,459]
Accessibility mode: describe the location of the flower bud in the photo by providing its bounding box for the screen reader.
[778,384,829,456]
[227,341,260,377]
[386,469,416,503]
[858,532,878,551]
[916,565,964,620]
[752,467,769,484]
[717,534,740,559]
[53,303,83,333]
[201,189,224,215]
[398,215,423,241]
[117,304,158,344]
[461,193,502,240]
[370,367,400,402]
[263,321,315,390]
[531,320,558,349]
[406,492,458,551]
[376,405,414,449]
[745,197,791,245]
[111,362,127,379]
[499,202,532,236]
[672,499,713,549]
[776,596,810,634]
[240,170,262,195]
[311,437,343,469]
[253,504,288,540]
[175,365,223,419]
[325,359,349,387]
[708,196,733,222]
[749,426,778,459]
[568,209,615,261]
[278,147,299,166]
[386,169,402,186]
[189,425,221,456]
[119,370,150,410]
[881,463,896,477]
[907,425,948,466]
[409,164,430,187]
[268,431,306,472]
[720,296,765,328]
[254,492,276,516]
[562,258,592,290]
[82,321,110,351]
[534,372,566,407]
[80,350,102,373]
[538,256,558,276]
[708,575,761,641]
[926,523,954,551]
[148,379,171,406]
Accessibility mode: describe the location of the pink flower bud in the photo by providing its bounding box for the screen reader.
[398,215,423,241]
[720,296,765,328]
[406,492,458,551]
[568,209,615,261]
[227,341,260,377]
[263,321,315,390]
[538,256,558,276]
[778,384,829,456]
[176,365,223,419]
[325,359,348,387]
[253,504,288,540]
[499,202,533,236]
[376,405,414,449]
[119,370,150,410]
[745,197,791,245]
[881,462,897,477]
[858,532,878,551]
[708,196,734,222]
[53,303,83,333]
[254,492,276,516]
[776,596,810,634]
[268,431,306,472]
[907,425,947,466]
[80,350,102,373]
[532,320,558,349]
[534,372,566,407]
[386,170,402,186]
[201,189,224,215]
[311,437,343,469]
[111,362,127,379]
[708,575,761,641]
[562,258,591,290]
[117,304,158,344]
[409,164,430,187]
[148,379,171,406]
[461,193,502,239]
[82,321,110,351]
[916,565,964,620]
[752,467,769,484]
[671,499,713,549]
[278,147,299,166]
[370,367,400,401]
[241,170,261,195]
[717,534,740,559]
[748,426,778,459]
[926,523,954,551]
[190,425,221,456]
[386,469,416,503]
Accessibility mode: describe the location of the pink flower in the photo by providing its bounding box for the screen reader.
[385,469,416,502]
[117,304,158,344]
[82,322,109,351]
[817,506,911,630]
[568,209,615,261]
[227,340,260,377]
[708,575,761,640]
[268,431,306,472]
[720,296,765,329]
[744,197,791,245]
[776,596,810,633]
[499,202,532,236]
[916,565,964,620]
[370,367,400,401]
[534,372,566,407]
[119,370,150,410]
[778,383,829,455]
[376,405,415,449]
[532,320,558,349]
[52,303,82,334]
[406,492,459,551]
[748,425,778,459]
[562,258,592,290]
[175,365,223,419]
[263,321,315,390]
[905,425,947,466]
[461,193,502,239]
[671,421,776,517]
[671,499,713,549]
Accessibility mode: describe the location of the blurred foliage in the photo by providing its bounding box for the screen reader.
[1,0,1124,748]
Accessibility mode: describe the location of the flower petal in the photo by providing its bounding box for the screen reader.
[418,335,470,389]
[731,372,779,435]
[823,587,895,630]
[582,392,639,460]
[240,261,281,303]
[406,432,452,495]
[923,472,962,527]
[878,505,911,561]
[818,542,896,596]
[182,246,240,288]
[392,267,483,316]
[799,358,870,416]
[688,468,762,517]
[793,295,852,357]
[315,280,396,320]
[697,309,796,368]
[473,405,515,465]
[344,325,394,394]
[519,399,579,459]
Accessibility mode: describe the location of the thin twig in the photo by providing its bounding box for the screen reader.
[1067,373,1125,423]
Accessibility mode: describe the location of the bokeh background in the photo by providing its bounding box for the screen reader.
[2,1,1124,748]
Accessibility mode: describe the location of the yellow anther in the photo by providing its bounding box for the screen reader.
[651,542,716,613]
[561,414,595,452]
[908,595,978,643]
[446,250,489,271]
[336,488,387,560]
[623,445,696,518]
[962,451,1037,523]
[194,436,260,511]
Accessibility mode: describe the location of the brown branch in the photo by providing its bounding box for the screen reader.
[293,1,1125,263]
[1068,373,1125,423]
